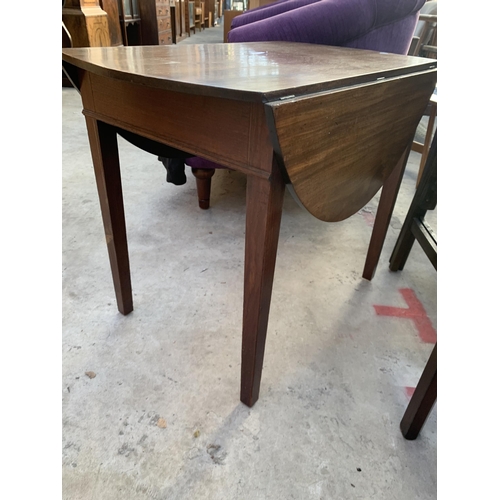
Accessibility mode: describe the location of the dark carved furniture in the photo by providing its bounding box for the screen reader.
[138,0,174,45]
[117,0,142,45]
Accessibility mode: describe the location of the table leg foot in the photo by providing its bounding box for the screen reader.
[240,163,285,407]
[85,118,133,315]
[191,167,215,210]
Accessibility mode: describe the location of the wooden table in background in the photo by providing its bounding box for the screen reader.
[62,43,437,407]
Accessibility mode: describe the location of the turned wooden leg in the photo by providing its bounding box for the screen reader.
[401,344,437,440]
[191,168,215,209]
[362,145,411,281]
[85,117,133,315]
[240,161,285,407]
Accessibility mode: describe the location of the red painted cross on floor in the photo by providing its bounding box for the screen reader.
[373,288,436,344]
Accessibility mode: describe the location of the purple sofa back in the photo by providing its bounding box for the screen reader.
[228,0,426,55]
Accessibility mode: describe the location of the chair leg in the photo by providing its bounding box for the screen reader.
[400,344,437,440]
[390,132,437,272]
[416,102,437,187]
[191,168,215,209]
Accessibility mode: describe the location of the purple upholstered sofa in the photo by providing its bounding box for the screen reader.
[181,0,427,208]
[228,0,424,53]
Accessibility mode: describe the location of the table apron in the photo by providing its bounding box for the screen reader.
[80,71,275,179]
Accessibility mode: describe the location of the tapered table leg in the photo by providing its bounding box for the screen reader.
[362,145,411,281]
[401,344,437,440]
[85,117,133,315]
[240,162,285,407]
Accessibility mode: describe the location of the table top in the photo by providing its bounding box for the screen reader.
[62,42,436,102]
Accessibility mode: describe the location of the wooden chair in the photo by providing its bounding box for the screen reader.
[390,132,437,439]
[413,93,437,186]
[409,10,437,58]
[390,132,437,272]
[194,0,205,31]
[202,1,209,28]
[409,3,437,186]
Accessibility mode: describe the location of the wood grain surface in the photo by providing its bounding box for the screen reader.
[80,72,274,177]
[62,43,436,102]
[266,70,437,222]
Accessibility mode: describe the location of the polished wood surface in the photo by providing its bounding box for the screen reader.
[266,72,436,222]
[63,43,435,223]
[62,43,436,101]
[63,42,437,406]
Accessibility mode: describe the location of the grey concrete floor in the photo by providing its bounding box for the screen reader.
[62,24,437,500]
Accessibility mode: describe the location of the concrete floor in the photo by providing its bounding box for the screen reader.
[62,23,437,500]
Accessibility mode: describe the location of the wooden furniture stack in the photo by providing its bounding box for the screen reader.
[64,0,201,54]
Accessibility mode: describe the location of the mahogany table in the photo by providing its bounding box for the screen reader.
[62,43,436,407]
